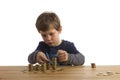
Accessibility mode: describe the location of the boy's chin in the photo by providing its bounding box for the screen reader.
[47,43,57,47]
[47,43,54,46]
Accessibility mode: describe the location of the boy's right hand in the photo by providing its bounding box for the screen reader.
[36,51,49,64]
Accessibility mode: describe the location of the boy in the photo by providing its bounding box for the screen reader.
[28,12,85,66]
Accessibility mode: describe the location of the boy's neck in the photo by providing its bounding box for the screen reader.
[50,40,62,47]
[57,40,62,46]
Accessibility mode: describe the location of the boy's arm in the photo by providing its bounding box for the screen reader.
[28,42,46,64]
[28,50,39,64]
[67,53,85,66]
[63,41,85,66]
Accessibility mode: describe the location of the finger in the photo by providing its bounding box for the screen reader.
[59,57,66,62]
[58,49,63,52]
[58,53,66,59]
[58,54,68,62]
[40,56,49,62]
[37,58,44,64]
[58,53,66,57]
[59,57,65,60]
[57,50,64,54]
[58,53,65,56]
[58,54,65,60]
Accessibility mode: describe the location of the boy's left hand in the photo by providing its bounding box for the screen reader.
[57,50,68,62]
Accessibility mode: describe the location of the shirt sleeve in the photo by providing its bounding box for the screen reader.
[67,53,85,66]
[28,42,47,64]
[28,50,39,64]
[65,42,85,66]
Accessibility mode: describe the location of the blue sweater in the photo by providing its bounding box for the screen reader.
[28,40,85,66]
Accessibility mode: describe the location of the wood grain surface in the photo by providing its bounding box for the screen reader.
[0,65,120,80]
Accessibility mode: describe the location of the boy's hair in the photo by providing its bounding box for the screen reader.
[36,12,61,32]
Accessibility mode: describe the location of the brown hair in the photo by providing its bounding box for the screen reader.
[36,12,61,32]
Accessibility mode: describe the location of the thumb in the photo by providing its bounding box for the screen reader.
[41,55,49,62]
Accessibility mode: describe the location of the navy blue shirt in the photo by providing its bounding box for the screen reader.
[28,40,85,65]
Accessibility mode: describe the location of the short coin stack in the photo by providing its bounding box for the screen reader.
[28,57,58,72]
[91,63,96,68]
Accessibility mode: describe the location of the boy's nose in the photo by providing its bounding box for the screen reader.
[46,35,51,40]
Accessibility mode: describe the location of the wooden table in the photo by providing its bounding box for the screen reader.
[0,65,120,80]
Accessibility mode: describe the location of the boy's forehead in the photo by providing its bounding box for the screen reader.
[39,28,57,34]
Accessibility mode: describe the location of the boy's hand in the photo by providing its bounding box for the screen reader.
[57,50,68,62]
[36,51,49,64]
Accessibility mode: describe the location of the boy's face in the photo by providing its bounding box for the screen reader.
[39,27,62,47]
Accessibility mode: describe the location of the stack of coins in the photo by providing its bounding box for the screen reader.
[52,57,57,70]
[91,63,96,68]
[28,64,33,71]
[35,64,40,71]
[41,63,46,72]
[46,62,50,70]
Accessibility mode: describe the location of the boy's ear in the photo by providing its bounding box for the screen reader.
[58,26,62,33]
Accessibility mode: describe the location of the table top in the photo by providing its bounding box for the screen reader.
[0,65,120,80]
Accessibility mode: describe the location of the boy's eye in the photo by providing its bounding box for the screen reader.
[49,33,54,36]
[42,34,46,37]
[41,32,55,38]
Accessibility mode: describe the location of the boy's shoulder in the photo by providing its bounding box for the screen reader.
[62,40,74,45]
[61,40,76,50]
[39,41,47,46]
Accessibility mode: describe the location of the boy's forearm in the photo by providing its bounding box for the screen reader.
[67,53,85,66]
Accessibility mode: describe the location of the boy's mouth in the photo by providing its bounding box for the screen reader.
[46,42,53,45]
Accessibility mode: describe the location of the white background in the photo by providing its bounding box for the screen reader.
[0,0,120,65]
